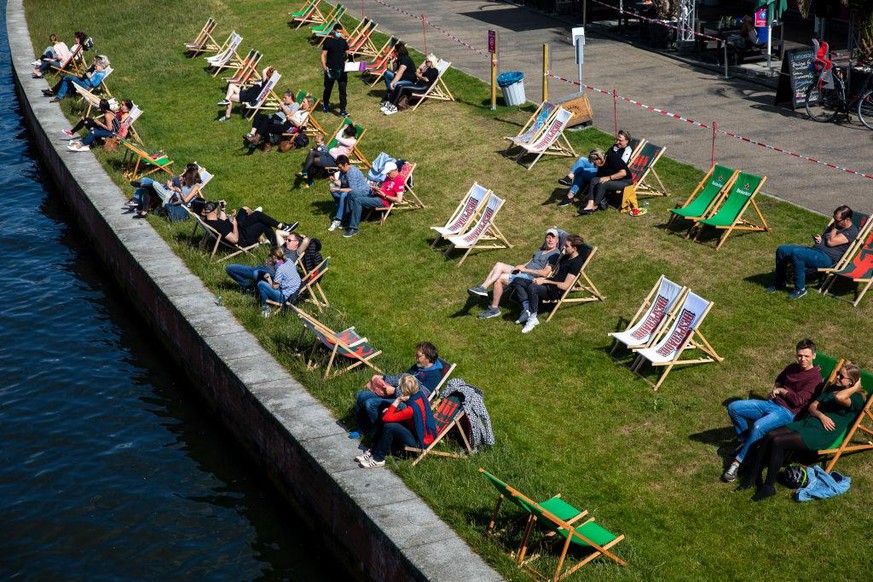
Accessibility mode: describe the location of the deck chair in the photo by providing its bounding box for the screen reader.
[347,18,380,58]
[289,0,324,29]
[293,306,382,380]
[409,59,455,111]
[619,142,669,212]
[119,103,144,145]
[223,49,261,85]
[540,244,605,322]
[817,212,872,279]
[202,31,236,61]
[445,193,513,267]
[366,161,422,225]
[627,136,645,161]
[690,172,768,250]
[309,4,346,37]
[206,32,244,77]
[265,257,331,313]
[819,224,873,307]
[667,164,739,230]
[819,369,873,472]
[184,206,264,262]
[631,291,723,390]
[119,138,174,180]
[514,107,577,171]
[813,353,841,387]
[321,118,370,168]
[241,70,282,119]
[609,275,686,356]
[431,182,492,247]
[73,66,114,111]
[404,394,472,466]
[363,36,399,87]
[427,359,457,403]
[504,101,556,151]
[49,43,85,77]
[185,17,219,56]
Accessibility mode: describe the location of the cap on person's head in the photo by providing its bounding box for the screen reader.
[426,53,438,64]
[383,161,398,173]
[546,228,559,237]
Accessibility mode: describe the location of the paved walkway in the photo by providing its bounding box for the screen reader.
[361,0,872,216]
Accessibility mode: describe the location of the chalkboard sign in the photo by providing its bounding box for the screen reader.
[774,48,816,110]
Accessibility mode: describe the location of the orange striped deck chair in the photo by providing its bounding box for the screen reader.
[294,307,382,380]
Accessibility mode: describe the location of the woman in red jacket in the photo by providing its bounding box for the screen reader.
[357,375,436,468]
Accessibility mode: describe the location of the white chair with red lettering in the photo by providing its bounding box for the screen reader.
[630,290,723,390]
[609,275,686,357]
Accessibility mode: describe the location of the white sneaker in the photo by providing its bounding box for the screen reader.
[514,310,530,325]
[521,315,540,334]
[328,219,341,232]
[354,450,372,464]
[261,307,272,318]
[254,206,262,213]
[379,105,389,113]
[383,105,397,116]
[32,60,42,67]
[359,456,385,468]
[67,143,89,152]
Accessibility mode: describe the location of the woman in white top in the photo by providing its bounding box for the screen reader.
[32,33,73,78]
[297,123,358,187]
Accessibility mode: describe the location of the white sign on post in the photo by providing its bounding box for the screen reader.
[572,26,585,65]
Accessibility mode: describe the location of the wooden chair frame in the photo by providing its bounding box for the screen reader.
[363,37,399,87]
[289,0,325,29]
[819,228,873,307]
[504,101,556,152]
[514,107,577,171]
[619,142,669,212]
[631,291,723,390]
[206,32,244,77]
[49,43,85,77]
[347,18,380,59]
[292,306,382,380]
[540,245,605,322]
[184,17,219,56]
[691,172,769,250]
[265,257,331,313]
[431,183,492,247]
[309,4,346,37]
[223,49,261,85]
[119,138,174,180]
[404,395,472,466]
[667,164,739,231]
[609,275,687,356]
[242,70,283,119]
[445,193,513,267]
[410,59,455,111]
[202,31,236,61]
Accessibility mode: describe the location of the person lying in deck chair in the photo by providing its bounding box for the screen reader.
[257,246,302,318]
[355,374,437,468]
[244,94,313,151]
[381,53,440,115]
[225,232,310,293]
[578,145,632,215]
[722,338,822,483]
[219,66,276,122]
[65,98,116,152]
[201,200,298,247]
[126,163,205,217]
[339,161,406,237]
[767,205,859,300]
[741,363,865,501]
[31,33,72,78]
[325,155,369,236]
[297,124,358,188]
[349,341,443,439]
[43,55,109,102]
[512,234,588,334]
[468,228,561,320]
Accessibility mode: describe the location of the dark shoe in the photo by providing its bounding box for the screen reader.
[478,306,501,319]
[280,221,299,233]
[321,104,330,113]
[751,485,776,502]
[765,285,785,294]
[557,197,574,207]
[42,88,54,96]
[734,479,754,492]
[49,97,61,103]
[339,109,348,117]
[467,285,488,297]
[788,288,808,300]
[721,463,739,483]
[558,176,573,186]
[129,180,142,188]
[343,228,359,238]
[579,209,596,216]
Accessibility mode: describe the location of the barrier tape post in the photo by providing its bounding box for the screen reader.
[489,30,497,111]
[724,43,730,79]
[711,121,717,167]
[542,44,549,103]
[421,14,427,54]
[613,88,618,135]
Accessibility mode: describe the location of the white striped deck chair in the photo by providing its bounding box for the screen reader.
[444,193,513,267]
[206,32,243,76]
[504,101,556,151]
[203,31,238,61]
[515,107,577,170]
[431,182,492,248]
[609,275,686,356]
[630,291,723,390]
[410,60,455,111]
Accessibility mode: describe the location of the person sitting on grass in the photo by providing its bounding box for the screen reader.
[721,338,822,483]
[65,98,117,152]
[349,342,443,439]
[43,55,109,102]
[325,155,369,236]
[741,362,865,501]
[381,54,440,115]
[468,228,561,320]
[556,151,600,207]
[218,66,276,122]
[340,161,406,238]
[767,205,859,300]
[257,246,302,318]
[355,374,437,469]
[511,234,588,334]
[225,232,309,293]
[297,124,358,188]
[201,200,298,248]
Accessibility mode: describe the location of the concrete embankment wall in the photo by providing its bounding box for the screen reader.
[6,2,500,580]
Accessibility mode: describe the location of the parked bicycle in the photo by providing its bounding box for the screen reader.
[804,39,873,130]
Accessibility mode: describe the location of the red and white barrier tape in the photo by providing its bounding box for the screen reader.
[369,0,486,55]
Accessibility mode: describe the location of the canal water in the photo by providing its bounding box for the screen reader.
[0,8,343,580]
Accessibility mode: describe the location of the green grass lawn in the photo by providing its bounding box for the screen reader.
[23,1,873,579]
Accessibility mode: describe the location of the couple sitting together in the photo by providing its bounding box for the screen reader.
[722,339,866,501]
[467,228,588,334]
[325,155,406,238]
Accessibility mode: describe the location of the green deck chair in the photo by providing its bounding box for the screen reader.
[309,4,345,35]
[691,171,768,250]
[819,369,873,471]
[325,118,369,168]
[813,353,840,387]
[668,164,738,231]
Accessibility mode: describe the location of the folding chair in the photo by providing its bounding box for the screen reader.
[118,103,144,145]
[427,359,457,403]
[184,17,219,56]
[347,18,380,59]
[73,66,114,112]
[690,171,769,250]
[366,161,422,225]
[292,306,382,380]
[202,31,236,61]
[819,369,873,472]
[205,32,244,77]
[667,164,739,231]
[320,118,370,167]
[309,4,346,37]
[504,101,556,151]
[514,107,577,171]
[289,0,324,29]
[223,49,262,85]
[184,207,264,262]
[445,193,513,267]
[241,70,283,119]
[49,43,85,77]
[817,212,871,278]
[409,59,455,111]
[819,224,873,307]
[363,36,399,87]
[631,291,723,390]
[618,142,669,213]
[119,138,174,180]
[404,394,472,466]
[540,244,605,322]
[813,352,841,386]
[627,136,646,161]
[73,83,115,119]
[265,256,331,313]
[609,275,686,356]
[431,182,492,247]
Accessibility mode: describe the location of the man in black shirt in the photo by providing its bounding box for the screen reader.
[321,23,349,117]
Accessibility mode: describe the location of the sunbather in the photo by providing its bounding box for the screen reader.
[380,41,417,98]
[245,94,314,151]
[200,201,298,248]
[65,98,117,152]
[128,163,205,217]
[297,124,358,187]
[468,228,561,320]
[556,151,599,207]
[356,374,437,468]
[31,33,72,78]
[43,55,109,102]
[742,363,865,501]
[578,140,633,214]
[340,161,406,237]
[326,156,369,237]
[381,53,440,115]
[257,245,302,317]
[218,66,276,121]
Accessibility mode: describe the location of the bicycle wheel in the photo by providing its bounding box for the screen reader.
[805,83,838,122]
[857,89,873,130]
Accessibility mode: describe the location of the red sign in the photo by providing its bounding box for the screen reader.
[754,8,767,27]
[488,30,496,54]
